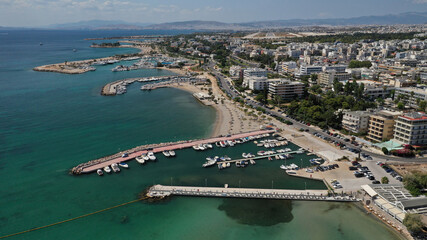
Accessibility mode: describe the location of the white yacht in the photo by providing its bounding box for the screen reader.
[192,145,200,150]
[97,169,103,176]
[142,153,149,161]
[103,166,112,173]
[169,150,175,157]
[206,143,213,149]
[135,156,145,164]
[148,152,156,161]
[280,165,288,170]
[162,151,171,157]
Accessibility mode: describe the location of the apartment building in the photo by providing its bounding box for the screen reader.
[297,65,323,77]
[367,110,402,143]
[268,79,305,100]
[243,68,268,87]
[394,87,427,108]
[394,112,427,146]
[278,61,297,74]
[317,70,351,86]
[342,111,371,133]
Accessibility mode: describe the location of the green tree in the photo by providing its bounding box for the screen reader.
[382,147,389,155]
[333,78,343,93]
[397,102,405,110]
[403,213,425,233]
[419,100,427,112]
[381,176,389,184]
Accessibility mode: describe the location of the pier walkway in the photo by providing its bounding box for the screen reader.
[76,130,275,174]
[147,185,359,202]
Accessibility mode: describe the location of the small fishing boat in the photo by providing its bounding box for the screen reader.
[119,162,129,168]
[163,151,171,157]
[142,153,149,161]
[226,162,231,168]
[111,163,120,172]
[280,165,288,170]
[135,156,145,164]
[268,156,272,161]
[169,150,175,157]
[147,152,156,161]
[250,159,256,165]
[103,166,112,173]
[192,145,200,150]
[275,155,280,160]
[97,169,103,176]
[206,143,213,149]
[242,153,248,158]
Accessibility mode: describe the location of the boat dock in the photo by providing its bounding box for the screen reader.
[71,130,275,175]
[146,185,359,202]
[216,151,302,165]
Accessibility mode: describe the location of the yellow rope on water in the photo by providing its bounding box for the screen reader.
[0,197,148,239]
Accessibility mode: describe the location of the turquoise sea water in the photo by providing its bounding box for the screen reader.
[0,30,403,239]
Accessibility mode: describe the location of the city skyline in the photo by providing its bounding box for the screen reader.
[1,0,427,27]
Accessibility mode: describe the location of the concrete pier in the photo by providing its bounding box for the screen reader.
[147,185,358,202]
[71,130,275,174]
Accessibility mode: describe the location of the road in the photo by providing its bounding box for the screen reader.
[206,61,427,163]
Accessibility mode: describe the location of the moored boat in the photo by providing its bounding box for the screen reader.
[162,151,170,157]
[97,169,103,176]
[135,156,145,164]
[111,163,120,172]
[103,166,112,173]
[147,152,156,161]
[119,162,129,168]
[169,150,175,157]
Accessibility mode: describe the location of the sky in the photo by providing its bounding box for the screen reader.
[1,0,427,27]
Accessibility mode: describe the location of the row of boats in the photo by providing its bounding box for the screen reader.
[92,59,120,66]
[97,162,129,176]
[254,139,288,148]
[97,151,159,176]
[280,163,299,170]
[193,143,213,151]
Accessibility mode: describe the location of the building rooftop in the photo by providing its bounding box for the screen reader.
[401,112,427,121]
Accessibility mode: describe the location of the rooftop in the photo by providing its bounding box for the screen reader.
[401,112,427,121]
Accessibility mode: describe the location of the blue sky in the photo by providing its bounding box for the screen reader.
[1,0,427,27]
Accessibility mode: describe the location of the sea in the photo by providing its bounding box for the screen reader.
[0,30,403,240]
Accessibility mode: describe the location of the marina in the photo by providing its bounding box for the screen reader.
[71,130,275,174]
[101,75,209,96]
[146,185,358,202]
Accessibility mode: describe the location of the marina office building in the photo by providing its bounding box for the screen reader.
[394,112,427,146]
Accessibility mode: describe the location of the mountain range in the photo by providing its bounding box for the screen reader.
[2,12,427,30]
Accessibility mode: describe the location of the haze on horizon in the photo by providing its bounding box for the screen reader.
[1,0,427,27]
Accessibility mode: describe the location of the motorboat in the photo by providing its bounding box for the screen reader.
[163,151,171,157]
[280,165,288,170]
[148,152,156,161]
[119,162,129,168]
[111,163,120,172]
[242,153,248,158]
[250,160,256,165]
[206,143,213,149]
[97,169,103,176]
[215,142,221,147]
[142,153,149,161]
[135,156,145,164]
[103,166,112,173]
[169,150,175,157]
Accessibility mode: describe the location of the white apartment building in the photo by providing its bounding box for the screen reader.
[248,77,269,91]
[243,68,268,87]
[323,65,347,73]
[342,111,371,133]
[318,70,351,86]
[298,65,323,76]
[394,112,427,146]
